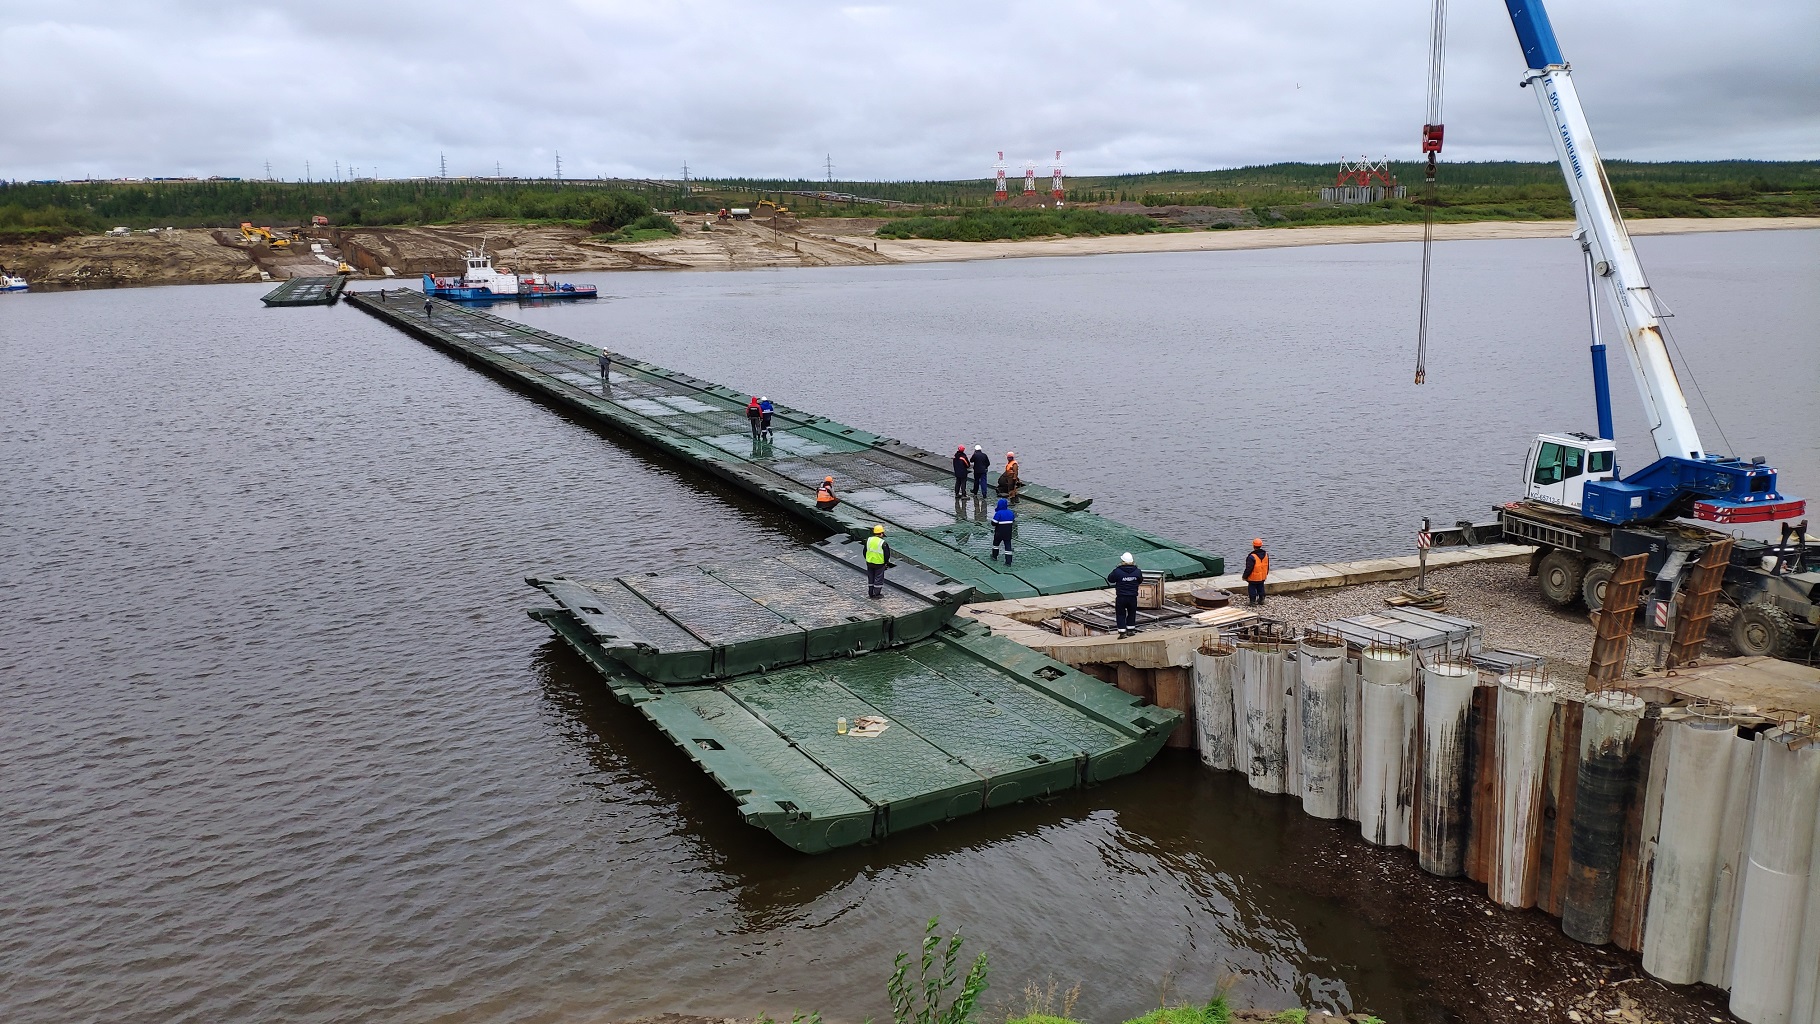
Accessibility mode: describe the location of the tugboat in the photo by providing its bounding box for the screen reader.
[1,269,28,293]
[421,248,596,303]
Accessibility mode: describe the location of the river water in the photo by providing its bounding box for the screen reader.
[3,229,1813,1024]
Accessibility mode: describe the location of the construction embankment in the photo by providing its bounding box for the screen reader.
[964,567,1820,1024]
[7,216,1813,290]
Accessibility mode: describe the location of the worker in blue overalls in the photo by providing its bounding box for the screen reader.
[990,497,1016,566]
[1107,552,1143,637]
[865,525,891,599]
[759,396,775,439]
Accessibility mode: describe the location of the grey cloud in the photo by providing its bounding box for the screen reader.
[3,0,1814,182]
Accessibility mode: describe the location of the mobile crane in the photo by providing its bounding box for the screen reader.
[1469,0,1815,657]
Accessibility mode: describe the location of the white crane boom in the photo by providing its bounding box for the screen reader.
[1503,0,1705,462]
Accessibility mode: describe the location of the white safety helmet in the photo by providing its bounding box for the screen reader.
[1121,552,1134,564]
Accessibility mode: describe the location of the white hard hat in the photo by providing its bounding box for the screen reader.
[1121,552,1134,564]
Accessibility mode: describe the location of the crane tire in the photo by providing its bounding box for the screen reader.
[1582,562,1617,613]
[1732,604,1798,659]
[1537,550,1586,607]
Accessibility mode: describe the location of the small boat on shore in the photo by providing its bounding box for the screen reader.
[422,249,596,303]
[1,270,28,293]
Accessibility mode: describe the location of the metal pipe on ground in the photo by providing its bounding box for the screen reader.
[1562,691,1647,944]
[1358,646,1416,847]
[1419,660,1476,877]
[1298,636,1347,820]
[1191,642,1237,772]
[1492,674,1557,909]
[1728,730,1820,1024]
[1238,643,1291,794]
[1642,715,1737,983]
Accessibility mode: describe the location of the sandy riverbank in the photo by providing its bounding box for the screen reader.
[825,216,1819,264]
[4,216,1811,290]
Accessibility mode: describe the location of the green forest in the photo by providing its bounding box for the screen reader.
[2,160,1814,241]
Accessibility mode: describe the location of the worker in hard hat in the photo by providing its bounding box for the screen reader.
[969,445,991,498]
[952,445,971,497]
[746,396,763,439]
[990,497,1016,566]
[1107,552,1143,637]
[758,396,775,439]
[997,451,1021,500]
[1244,539,1270,606]
[864,525,891,599]
[815,476,840,510]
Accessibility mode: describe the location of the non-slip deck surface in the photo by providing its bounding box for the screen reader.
[531,608,1180,852]
[347,290,1224,600]
[530,538,968,682]
[261,276,345,306]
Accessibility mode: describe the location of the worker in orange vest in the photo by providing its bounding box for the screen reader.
[1244,538,1269,606]
[815,476,839,510]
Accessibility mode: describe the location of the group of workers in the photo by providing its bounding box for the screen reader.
[952,445,1021,500]
[745,396,776,440]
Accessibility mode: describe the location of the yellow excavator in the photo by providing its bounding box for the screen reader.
[239,222,292,248]
[755,199,790,215]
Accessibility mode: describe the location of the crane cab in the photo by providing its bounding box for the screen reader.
[1523,431,1617,511]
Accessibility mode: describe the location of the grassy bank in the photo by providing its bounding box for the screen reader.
[5,161,1814,243]
[875,207,1159,241]
[0,179,668,236]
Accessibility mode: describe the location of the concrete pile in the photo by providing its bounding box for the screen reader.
[1191,640,1820,1024]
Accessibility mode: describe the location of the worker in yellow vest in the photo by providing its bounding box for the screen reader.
[1244,538,1269,606]
[865,525,891,599]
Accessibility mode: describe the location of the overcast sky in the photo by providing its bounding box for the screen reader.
[4,0,1815,183]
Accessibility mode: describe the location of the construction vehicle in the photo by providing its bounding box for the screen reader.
[755,199,789,216]
[1461,0,1814,658]
[238,222,291,249]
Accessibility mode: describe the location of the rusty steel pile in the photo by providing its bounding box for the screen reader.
[1187,634,1820,1024]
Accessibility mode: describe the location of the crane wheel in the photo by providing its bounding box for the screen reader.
[1581,562,1616,612]
[1537,550,1586,607]
[1732,603,1798,659]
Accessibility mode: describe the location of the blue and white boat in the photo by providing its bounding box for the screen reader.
[1,271,27,293]
[422,249,595,303]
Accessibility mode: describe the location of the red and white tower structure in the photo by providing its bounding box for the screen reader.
[1050,150,1064,202]
[993,151,1008,202]
[1023,161,1037,195]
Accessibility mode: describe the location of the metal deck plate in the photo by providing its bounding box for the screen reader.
[345,292,1228,601]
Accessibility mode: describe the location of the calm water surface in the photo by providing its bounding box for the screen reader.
[3,229,1814,1024]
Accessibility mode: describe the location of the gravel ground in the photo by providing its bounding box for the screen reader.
[1250,560,1740,699]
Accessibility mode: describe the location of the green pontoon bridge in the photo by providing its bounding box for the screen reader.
[345,291,1224,601]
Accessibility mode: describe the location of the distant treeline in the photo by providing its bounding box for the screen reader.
[3,161,1815,238]
[875,207,1158,241]
[0,179,679,237]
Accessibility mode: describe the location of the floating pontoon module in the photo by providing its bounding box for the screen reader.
[260,276,346,306]
[529,550,1180,853]
[528,537,971,683]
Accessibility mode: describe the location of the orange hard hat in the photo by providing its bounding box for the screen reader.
[824,476,834,483]
[1253,538,1264,547]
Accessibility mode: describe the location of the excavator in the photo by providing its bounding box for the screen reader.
[1440,0,1816,658]
[238,222,291,249]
